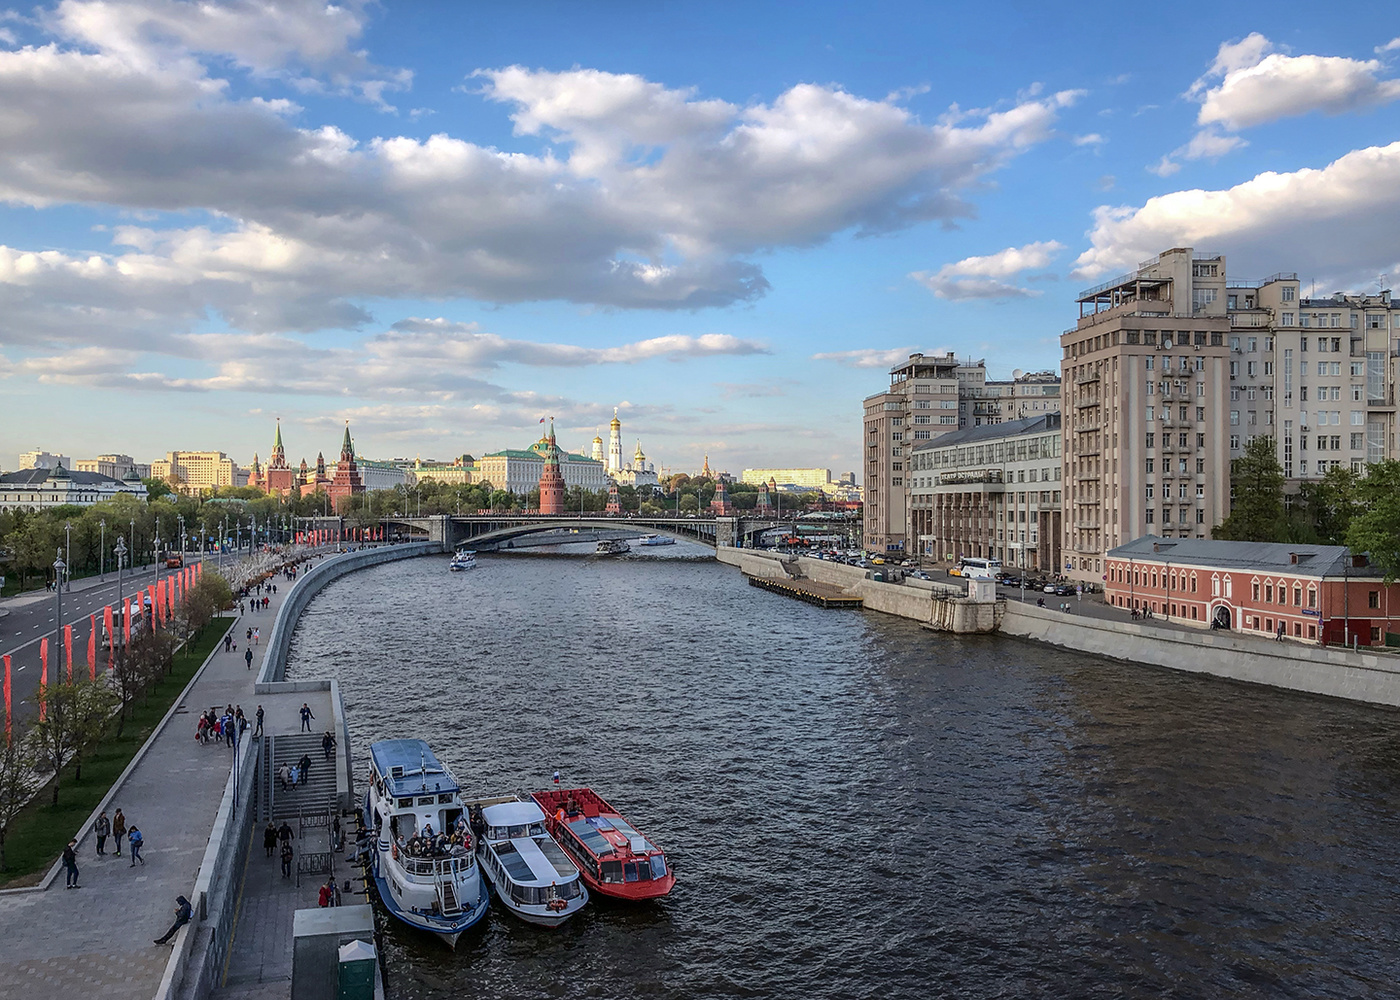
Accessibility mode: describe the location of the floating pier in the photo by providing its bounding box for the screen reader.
[746,574,864,609]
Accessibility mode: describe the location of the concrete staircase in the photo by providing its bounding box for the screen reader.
[264,732,338,821]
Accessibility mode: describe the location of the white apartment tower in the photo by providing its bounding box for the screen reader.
[1062,248,1234,584]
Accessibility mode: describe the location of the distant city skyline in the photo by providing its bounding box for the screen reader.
[1,1,1398,473]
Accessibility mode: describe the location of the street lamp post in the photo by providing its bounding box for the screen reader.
[64,522,72,586]
[100,518,106,581]
[153,516,161,591]
[53,548,65,670]
[114,536,126,660]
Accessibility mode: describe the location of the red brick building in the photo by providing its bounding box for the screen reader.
[537,419,565,515]
[1105,536,1400,646]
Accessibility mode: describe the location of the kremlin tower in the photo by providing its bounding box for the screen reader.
[756,479,775,517]
[606,480,621,515]
[248,454,263,490]
[710,476,734,516]
[325,421,364,503]
[264,418,296,495]
[537,419,566,514]
[701,455,713,479]
[607,408,623,473]
[300,451,329,496]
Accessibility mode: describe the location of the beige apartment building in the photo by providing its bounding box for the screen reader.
[1062,247,1234,585]
[151,450,241,493]
[908,413,1063,572]
[739,468,833,490]
[75,454,151,480]
[863,354,1062,553]
[1226,279,1400,478]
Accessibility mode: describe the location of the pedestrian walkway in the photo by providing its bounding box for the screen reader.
[0,572,331,1000]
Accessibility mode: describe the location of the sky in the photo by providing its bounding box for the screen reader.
[1,1,1399,480]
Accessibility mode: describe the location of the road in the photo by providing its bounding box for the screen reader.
[0,555,233,720]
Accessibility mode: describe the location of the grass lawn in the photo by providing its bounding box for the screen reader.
[0,621,231,886]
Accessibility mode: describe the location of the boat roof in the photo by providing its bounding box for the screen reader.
[370,739,459,797]
[482,800,546,827]
[488,835,577,886]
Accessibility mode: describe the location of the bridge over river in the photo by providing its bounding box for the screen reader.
[380,513,827,551]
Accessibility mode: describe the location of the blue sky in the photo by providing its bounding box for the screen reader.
[1,1,1398,479]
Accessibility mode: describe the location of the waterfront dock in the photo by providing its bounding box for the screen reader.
[746,574,864,608]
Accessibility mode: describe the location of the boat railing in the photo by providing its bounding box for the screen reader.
[396,852,472,880]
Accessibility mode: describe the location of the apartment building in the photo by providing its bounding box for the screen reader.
[18,449,70,471]
[964,370,1062,427]
[151,450,241,493]
[1062,247,1234,585]
[1227,279,1400,479]
[75,454,151,480]
[740,468,833,490]
[863,352,965,552]
[908,413,1063,572]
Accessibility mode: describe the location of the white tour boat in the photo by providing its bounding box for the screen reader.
[449,550,477,571]
[473,799,589,927]
[363,740,490,947]
[595,539,630,556]
[637,534,675,546]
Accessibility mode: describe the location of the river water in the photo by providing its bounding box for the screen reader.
[286,546,1400,1000]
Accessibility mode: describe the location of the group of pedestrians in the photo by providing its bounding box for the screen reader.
[67,808,145,888]
[265,819,297,878]
[195,704,250,745]
[278,751,316,791]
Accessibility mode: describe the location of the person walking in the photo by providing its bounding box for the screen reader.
[280,839,294,879]
[154,895,192,945]
[299,752,313,786]
[254,705,264,737]
[62,840,80,888]
[244,647,254,671]
[321,730,335,761]
[299,703,314,732]
[112,808,127,857]
[263,821,278,858]
[93,811,111,856]
[128,825,145,866]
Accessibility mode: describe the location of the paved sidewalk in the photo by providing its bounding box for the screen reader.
[0,572,326,1000]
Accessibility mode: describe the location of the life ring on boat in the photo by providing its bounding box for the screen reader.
[547,898,567,912]
[391,843,399,860]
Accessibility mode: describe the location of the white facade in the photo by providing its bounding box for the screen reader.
[19,449,70,471]
[0,466,148,511]
[75,454,150,480]
[476,446,607,495]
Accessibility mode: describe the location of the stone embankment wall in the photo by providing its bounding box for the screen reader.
[717,549,1000,629]
[1002,602,1400,707]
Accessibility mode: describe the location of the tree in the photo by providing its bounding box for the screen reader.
[1297,465,1360,545]
[68,682,118,784]
[0,727,38,871]
[1347,461,1400,582]
[33,681,96,805]
[1214,436,1285,542]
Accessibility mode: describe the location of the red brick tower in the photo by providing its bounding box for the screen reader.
[710,477,734,516]
[265,419,296,495]
[538,419,566,515]
[606,479,621,515]
[326,421,364,504]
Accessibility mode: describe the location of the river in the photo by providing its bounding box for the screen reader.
[286,546,1400,999]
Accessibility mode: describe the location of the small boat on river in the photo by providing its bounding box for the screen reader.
[449,550,477,571]
[637,534,675,546]
[531,787,676,901]
[363,740,489,947]
[473,799,588,926]
[595,539,630,556]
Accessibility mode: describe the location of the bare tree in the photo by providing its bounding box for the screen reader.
[33,683,85,806]
[0,728,38,871]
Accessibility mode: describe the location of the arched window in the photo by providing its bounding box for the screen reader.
[1190,574,1197,594]
[1224,576,1233,599]
[1212,574,1220,597]
[1307,586,1317,609]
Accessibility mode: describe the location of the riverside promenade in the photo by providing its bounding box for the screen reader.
[0,571,332,1000]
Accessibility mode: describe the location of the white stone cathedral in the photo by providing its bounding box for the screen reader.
[593,408,659,489]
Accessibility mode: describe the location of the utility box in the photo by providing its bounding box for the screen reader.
[337,939,377,1000]
[967,578,996,603]
[292,905,376,1000]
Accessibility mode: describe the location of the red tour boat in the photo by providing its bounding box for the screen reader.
[531,787,676,901]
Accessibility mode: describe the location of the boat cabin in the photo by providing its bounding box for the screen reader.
[534,788,670,887]
[369,740,466,848]
[479,801,583,905]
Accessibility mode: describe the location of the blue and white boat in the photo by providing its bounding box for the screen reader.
[637,534,675,546]
[363,740,489,947]
[449,550,477,571]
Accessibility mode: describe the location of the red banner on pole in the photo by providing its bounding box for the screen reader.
[3,654,10,739]
[88,615,97,680]
[39,639,48,721]
[64,624,73,683]
[104,605,114,668]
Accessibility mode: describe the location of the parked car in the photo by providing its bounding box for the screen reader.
[910,570,931,580]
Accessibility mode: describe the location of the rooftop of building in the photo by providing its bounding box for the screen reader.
[481,447,598,463]
[1107,535,1380,578]
[910,412,1061,453]
[0,466,132,486]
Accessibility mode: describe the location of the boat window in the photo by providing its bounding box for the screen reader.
[507,824,528,838]
[437,793,454,804]
[601,860,625,884]
[649,855,667,880]
[494,843,535,883]
[397,798,413,809]
[559,879,581,900]
[533,837,578,877]
[528,823,545,836]
[624,862,639,882]
[567,819,613,857]
[417,797,435,806]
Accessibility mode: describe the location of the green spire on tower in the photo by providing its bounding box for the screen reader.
[341,421,354,459]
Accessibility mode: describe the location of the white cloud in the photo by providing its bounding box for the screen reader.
[1189,33,1400,130]
[1075,140,1400,286]
[0,30,1083,326]
[1180,129,1248,160]
[911,240,1064,300]
[811,347,922,369]
[1378,38,1400,54]
[1072,133,1105,146]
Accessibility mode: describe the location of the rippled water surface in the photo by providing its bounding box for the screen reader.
[287,548,1400,1000]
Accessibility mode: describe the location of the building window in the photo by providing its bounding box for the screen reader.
[1369,590,1380,609]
